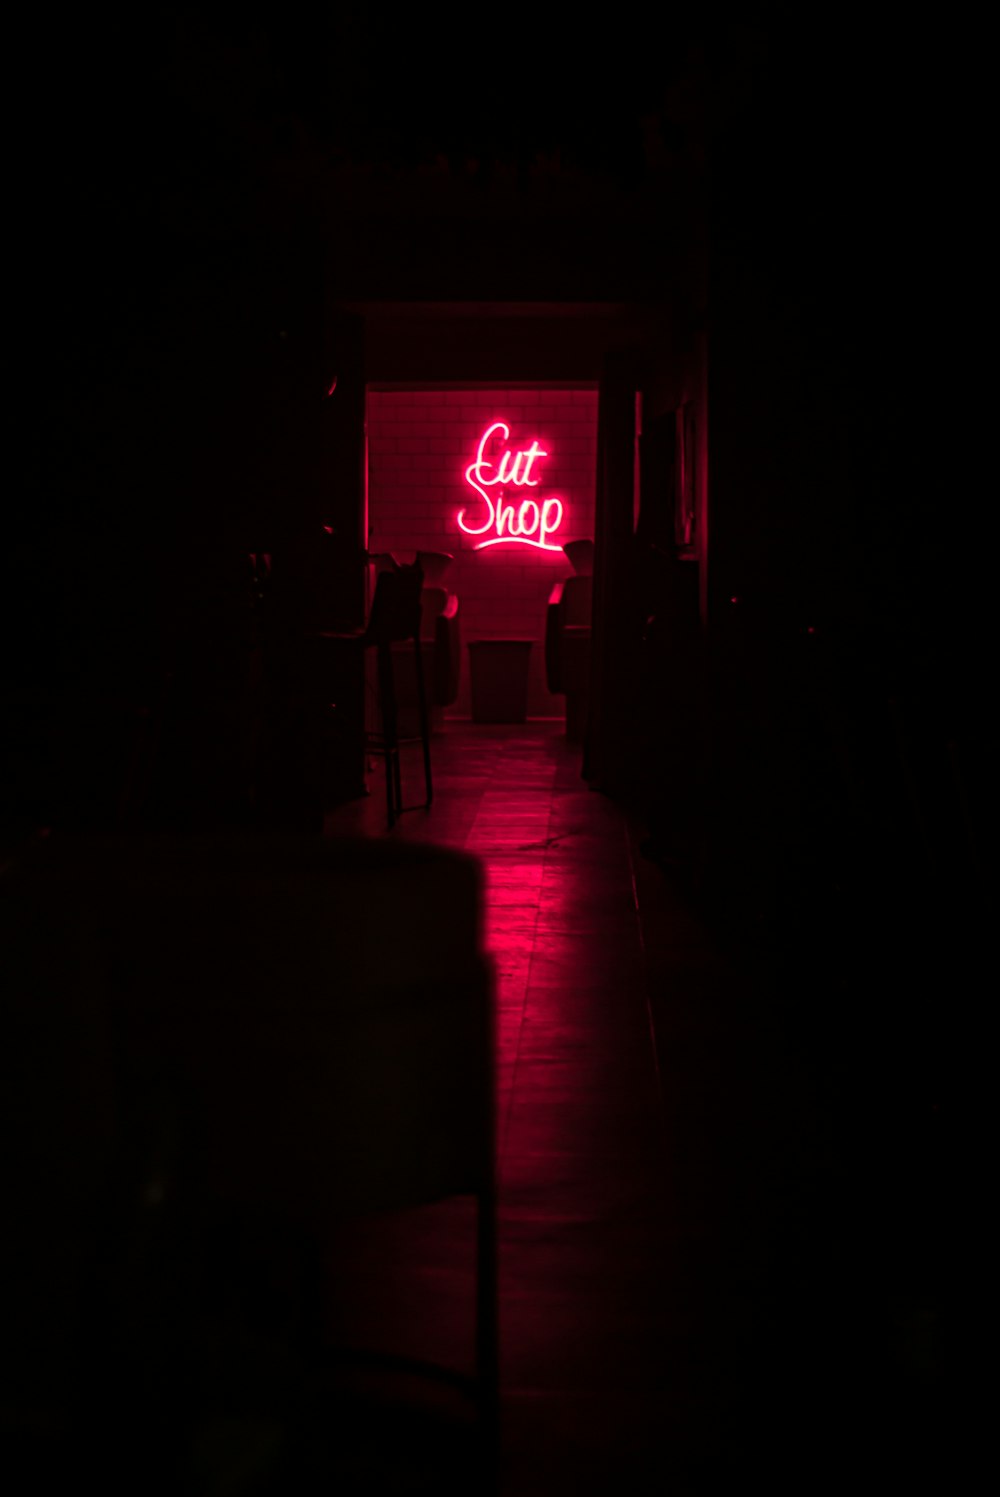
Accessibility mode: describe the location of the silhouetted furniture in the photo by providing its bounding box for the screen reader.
[2,832,498,1483]
[415,550,455,587]
[561,538,595,577]
[545,575,592,740]
[395,585,462,735]
[317,563,432,826]
[468,640,534,724]
[365,559,461,733]
[424,588,462,716]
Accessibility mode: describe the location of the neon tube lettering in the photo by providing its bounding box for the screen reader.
[457,421,566,552]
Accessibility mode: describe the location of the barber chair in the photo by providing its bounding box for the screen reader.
[393,584,462,738]
[545,573,592,741]
[319,564,432,827]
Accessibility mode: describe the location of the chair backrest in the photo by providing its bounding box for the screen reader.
[545,576,592,693]
[561,574,592,626]
[419,586,449,641]
[364,563,424,646]
[3,832,493,1229]
[433,594,462,707]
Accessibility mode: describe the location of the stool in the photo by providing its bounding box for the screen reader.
[468,639,534,724]
[320,565,433,826]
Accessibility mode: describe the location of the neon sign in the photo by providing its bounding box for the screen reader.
[457,421,565,552]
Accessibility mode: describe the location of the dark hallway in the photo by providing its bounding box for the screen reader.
[3,8,968,1493]
[313,723,949,1495]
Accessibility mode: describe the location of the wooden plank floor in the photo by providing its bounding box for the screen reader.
[320,723,698,1493]
[316,721,945,1497]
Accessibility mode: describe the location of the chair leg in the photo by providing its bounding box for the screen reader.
[476,996,499,1482]
[413,636,433,808]
[389,646,402,818]
[477,1182,500,1480]
[377,643,399,826]
[392,739,403,820]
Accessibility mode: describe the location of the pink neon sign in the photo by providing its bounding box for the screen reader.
[457,421,565,552]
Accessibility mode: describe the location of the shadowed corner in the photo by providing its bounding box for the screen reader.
[1,831,498,1495]
[2,9,965,1494]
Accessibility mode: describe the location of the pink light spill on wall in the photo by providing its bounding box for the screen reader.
[457,421,565,552]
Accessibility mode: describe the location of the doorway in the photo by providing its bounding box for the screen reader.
[365,385,598,722]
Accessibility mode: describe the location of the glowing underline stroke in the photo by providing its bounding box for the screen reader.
[473,535,565,552]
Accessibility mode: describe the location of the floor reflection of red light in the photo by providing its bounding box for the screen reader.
[322,725,674,1482]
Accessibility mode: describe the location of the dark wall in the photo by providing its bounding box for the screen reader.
[698,15,979,977]
[4,12,382,835]
[6,211,340,833]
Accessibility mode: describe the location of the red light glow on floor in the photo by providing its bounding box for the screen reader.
[458,420,565,552]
